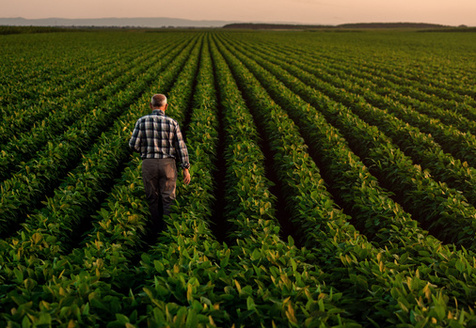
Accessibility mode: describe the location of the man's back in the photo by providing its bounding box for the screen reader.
[129,109,189,169]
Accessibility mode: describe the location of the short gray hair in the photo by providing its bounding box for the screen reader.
[151,94,167,108]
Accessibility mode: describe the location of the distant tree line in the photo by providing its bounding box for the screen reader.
[222,22,457,30]
[0,26,88,35]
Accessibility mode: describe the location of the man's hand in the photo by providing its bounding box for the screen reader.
[183,168,191,185]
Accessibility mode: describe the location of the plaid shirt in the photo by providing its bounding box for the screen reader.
[129,110,190,169]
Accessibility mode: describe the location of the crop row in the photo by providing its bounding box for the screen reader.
[0,33,177,147]
[0,33,204,326]
[314,48,476,112]
[261,32,476,106]
[0,41,167,182]
[0,39,152,144]
[125,33,361,328]
[0,32,180,113]
[103,33,360,328]
[0,35,198,235]
[3,32,359,327]
[219,32,476,310]
[236,35,476,171]
[290,37,476,141]
[213,33,476,326]
[266,41,476,174]
[225,34,476,250]
[210,36,362,326]
[317,55,476,125]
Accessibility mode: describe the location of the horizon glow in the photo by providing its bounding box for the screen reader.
[1,0,475,26]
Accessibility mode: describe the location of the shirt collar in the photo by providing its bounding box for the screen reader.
[151,109,165,116]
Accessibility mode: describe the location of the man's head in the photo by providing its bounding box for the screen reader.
[150,94,168,111]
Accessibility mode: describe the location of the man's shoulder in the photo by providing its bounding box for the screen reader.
[158,114,179,127]
[136,111,179,125]
[136,113,152,121]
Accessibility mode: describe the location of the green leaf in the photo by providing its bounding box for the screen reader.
[247,296,256,311]
[114,313,130,324]
[186,309,199,327]
[21,315,31,328]
[250,248,261,261]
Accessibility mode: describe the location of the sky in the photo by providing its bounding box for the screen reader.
[1,0,475,26]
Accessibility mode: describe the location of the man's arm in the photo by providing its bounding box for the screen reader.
[173,123,191,184]
[129,120,142,153]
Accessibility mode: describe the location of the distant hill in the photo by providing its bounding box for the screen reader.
[223,22,452,30]
[222,23,333,30]
[337,22,451,29]
[0,17,232,28]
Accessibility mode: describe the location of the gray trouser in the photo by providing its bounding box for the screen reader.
[142,158,177,232]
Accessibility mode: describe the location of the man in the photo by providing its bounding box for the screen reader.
[129,94,191,233]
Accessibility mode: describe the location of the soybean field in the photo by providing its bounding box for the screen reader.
[1,28,476,327]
